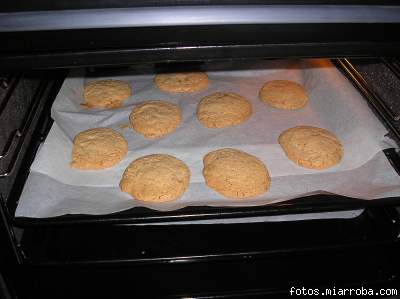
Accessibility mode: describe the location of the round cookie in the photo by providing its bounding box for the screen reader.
[278,126,343,170]
[197,92,252,128]
[120,154,190,202]
[203,148,270,199]
[259,80,308,110]
[71,128,128,170]
[83,79,132,108]
[154,72,208,93]
[130,101,182,139]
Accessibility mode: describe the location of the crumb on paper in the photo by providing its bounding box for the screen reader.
[80,102,123,109]
[119,123,131,129]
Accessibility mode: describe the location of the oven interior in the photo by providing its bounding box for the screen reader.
[1,3,400,296]
[1,57,400,297]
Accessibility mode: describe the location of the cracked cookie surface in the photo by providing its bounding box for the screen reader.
[130,101,182,139]
[120,154,190,202]
[83,79,132,108]
[279,126,343,170]
[71,128,128,170]
[197,92,252,128]
[203,148,270,199]
[259,80,308,110]
[155,72,208,93]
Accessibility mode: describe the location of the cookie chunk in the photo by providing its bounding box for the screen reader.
[130,101,182,139]
[259,80,308,110]
[155,72,208,93]
[71,128,128,170]
[203,148,270,199]
[197,92,252,128]
[279,126,343,170]
[83,79,132,108]
[120,154,190,202]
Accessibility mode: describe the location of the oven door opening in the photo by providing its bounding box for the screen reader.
[1,57,400,298]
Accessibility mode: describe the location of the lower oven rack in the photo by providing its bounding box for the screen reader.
[16,206,400,297]
[2,59,400,227]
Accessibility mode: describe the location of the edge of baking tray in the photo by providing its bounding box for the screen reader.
[6,58,400,227]
[9,193,400,227]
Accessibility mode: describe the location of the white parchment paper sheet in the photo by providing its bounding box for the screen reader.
[15,59,400,218]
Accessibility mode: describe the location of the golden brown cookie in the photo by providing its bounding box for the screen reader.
[203,148,270,199]
[259,80,308,110]
[83,79,132,108]
[120,154,190,202]
[197,92,252,128]
[279,126,343,170]
[130,101,182,139]
[154,72,208,93]
[71,128,128,170]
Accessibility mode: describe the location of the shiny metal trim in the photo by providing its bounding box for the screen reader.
[0,5,400,32]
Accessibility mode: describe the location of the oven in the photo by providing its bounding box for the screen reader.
[1,2,400,298]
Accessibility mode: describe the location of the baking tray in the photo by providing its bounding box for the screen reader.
[3,59,400,227]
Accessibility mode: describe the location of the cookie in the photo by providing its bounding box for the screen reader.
[279,126,343,170]
[120,154,190,202]
[203,148,270,199]
[71,128,128,170]
[197,92,252,128]
[154,72,208,93]
[83,79,132,108]
[130,101,182,139]
[259,80,308,110]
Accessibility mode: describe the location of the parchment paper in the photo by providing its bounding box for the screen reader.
[15,59,400,218]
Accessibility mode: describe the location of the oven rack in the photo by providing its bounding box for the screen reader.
[2,59,400,227]
[0,80,49,178]
[0,74,21,164]
[14,206,400,297]
[0,72,65,222]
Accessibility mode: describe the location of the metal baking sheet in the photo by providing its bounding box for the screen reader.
[15,59,400,218]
